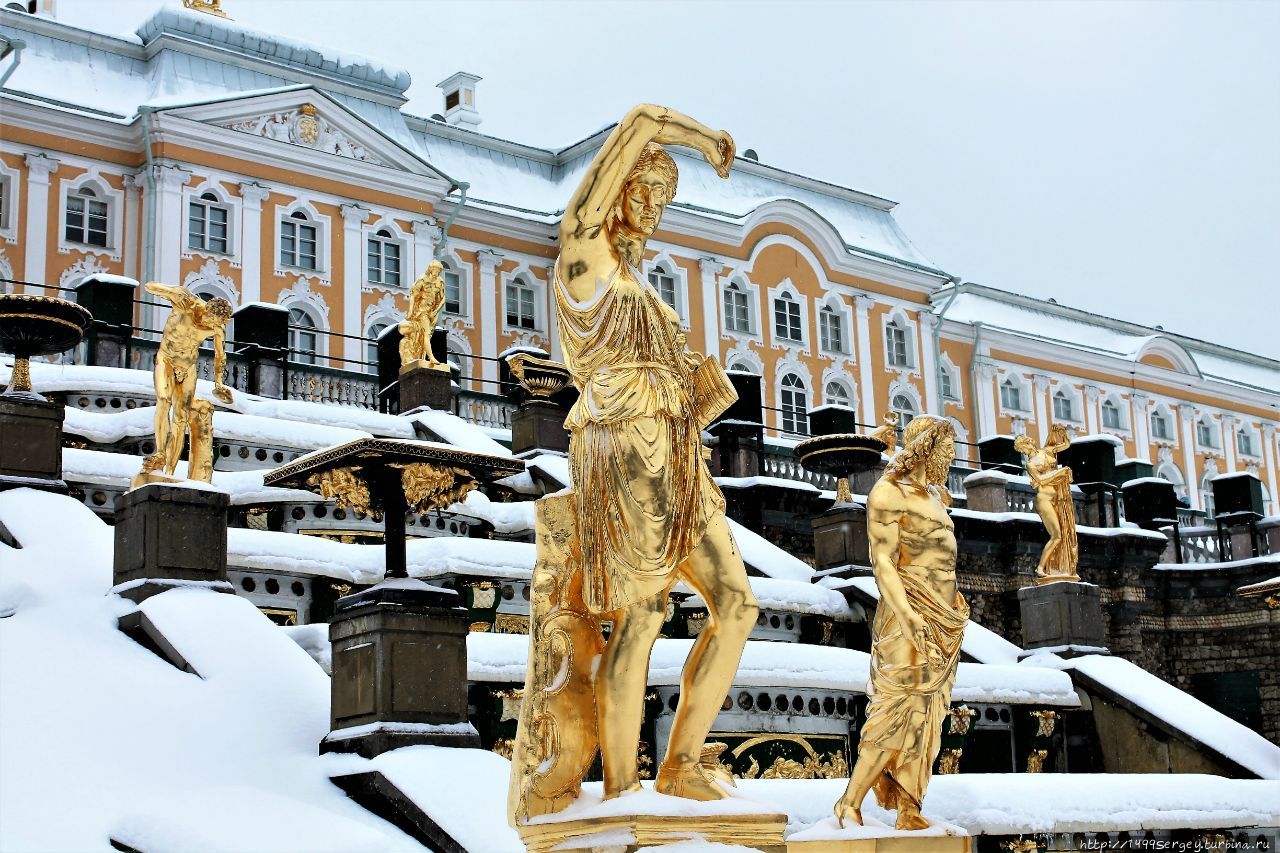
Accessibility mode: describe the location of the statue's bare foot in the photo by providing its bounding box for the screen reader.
[655,761,727,801]
[602,780,642,801]
[895,806,930,831]
[833,797,863,828]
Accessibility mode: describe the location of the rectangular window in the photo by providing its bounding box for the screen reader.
[188,200,228,254]
[506,281,536,329]
[724,287,751,333]
[773,297,802,342]
[366,237,401,286]
[886,324,909,367]
[1001,382,1022,411]
[1102,403,1121,430]
[1151,413,1170,440]
[1197,421,1216,448]
[1052,395,1072,421]
[65,194,109,247]
[0,178,8,230]
[940,370,954,401]
[281,220,318,270]
[648,269,678,313]
[444,269,462,315]
[819,309,843,353]
[1238,431,1254,456]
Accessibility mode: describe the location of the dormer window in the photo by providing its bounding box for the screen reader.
[436,71,482,128]
[65,187,108,248]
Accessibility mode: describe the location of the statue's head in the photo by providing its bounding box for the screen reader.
[609,143,678,240]
[426,259,445,280]
[1014,434,1037,456]
[202,297,233,327]
[887,416,956,491]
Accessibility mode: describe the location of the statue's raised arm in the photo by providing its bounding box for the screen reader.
[559,104,734,303]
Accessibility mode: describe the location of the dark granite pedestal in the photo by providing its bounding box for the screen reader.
[399,363,453,413]
[812,503,872,577]
[0,394,66,492]
[111,483,232,603]
[511,399,569,455]
[1017,580,1107,652]
[321,579,477,758]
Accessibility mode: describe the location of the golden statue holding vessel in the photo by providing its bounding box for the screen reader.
[1015,424,1081,584]
[507,104,771,847]
[398,259,447,373]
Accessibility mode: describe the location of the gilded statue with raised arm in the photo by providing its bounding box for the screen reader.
[132,283,233,489]
[509,105,753,826]
[870,412,900,452]
[1015,424,1080,584]
[399,259,447,373]
[835,416,969,831]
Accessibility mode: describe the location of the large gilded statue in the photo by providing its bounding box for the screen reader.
[835,416,968,830]
[509,104,754,825]
[1015,425,1080,583]
[133,283,232,488]
[399,259,446,371]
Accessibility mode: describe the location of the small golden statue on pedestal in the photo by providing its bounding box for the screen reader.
[1015,424,1080,584]
[399,259,447,373]
[869,412,899,453]
[835,417,969,831]
[508,105,781,851]
[131,283,232,489]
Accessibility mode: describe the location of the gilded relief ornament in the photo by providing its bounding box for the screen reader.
[1015,424,1081,584]
[937,748,963,775]
[834,417,968,831]
[399,260,447,373]
[306,467,374,518]
[948,705,977,736]
[396,462,476,513]
[1026,749,1049,773]
[1031,709,1059,738]
[508,105,758,836]
[131,283,233,490]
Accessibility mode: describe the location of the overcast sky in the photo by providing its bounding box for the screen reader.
[59,0,1280,359]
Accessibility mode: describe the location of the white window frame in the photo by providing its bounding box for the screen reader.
[881,308,919,371]
[0,159,20,243]
[720,275,760,339]
[817,298,850,355]
[181,181,239,262]
[823,379,854,410]
[999,373,1030,414]
[1100,396,1127,432]
[366,228,405,289]
[1196,417,1219,450]
[644,252,690,328]
[286,303,324,365]
[502,268,545,334]
[1150,404,1176,443]
[1051,387,1079,423]
[938,352,963,407]
[767,279,809,351]
[57,172,124,261]
[779,373,809,436]
[891,392,917,432]
[364,315,398,375]
[1236,424,1260,458]
[274,200,330,279]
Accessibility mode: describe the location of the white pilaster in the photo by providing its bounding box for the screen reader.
[920,312,939,415]
[974,360,998,440]
[1179,404,1200,509]
[545,262,561,361]
[340,203,370,367]
[476,249,503,388]
[412,218,441,281]
[1222,415,1238,474]
[22,153,58,292]
[1032,373,1051,442]
[237,182,270,306]
[1083,384,1101,434]
[698,257,723,362]
[122,171,142,281]
[854,294,876,428]
[1130,393,1151,462]
[1262,425,1279,515]
[153,164,191,286]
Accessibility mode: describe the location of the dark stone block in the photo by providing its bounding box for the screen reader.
[1059,437,1119,488]
[1122,478,1177,528]
[1018,581,1107,650]
[707,420,763,478]
[398,364,453,413]
[1212,473,1264,517]
[808,406,859,437]
[813,504,870,571]
[322,580,477,759]
[510,400,568,455]
[0,395,65,486]
[978,435,1022,473]
[112,484,230,602]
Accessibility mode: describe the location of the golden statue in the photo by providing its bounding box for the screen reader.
[1015,425,1080,583]
[399,259,447,373]
[869,412,899,452]
[132,283,232,489]
[835,416,969,831]
[509,104,756,827]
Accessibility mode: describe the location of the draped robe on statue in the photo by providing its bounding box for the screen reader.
[554,260,725,614]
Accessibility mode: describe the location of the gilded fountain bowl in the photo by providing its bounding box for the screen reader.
[0,294,94,359]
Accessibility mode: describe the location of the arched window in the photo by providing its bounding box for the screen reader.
[723,282,752,333]
[188,191,229,254]
[1052,390,1074,422]
[281,210,318,270]
[780,374,808,435]
[366,228,402,287]
[885,319,911,367]
[505,276,538,330]
[1157,461,1187,500]
[1000,377,1023,411]
[65,186,108,248]
[288,306,319,365]
[824,381,851,409]
[727,359,757,374]
[1196,417,1218,449]
[818,306,844,353]
[1201,472,1216,519]
[892,393,916,432]
[1102,399,1122,430]
[366,321,390,374]
[1151,410,1172,441]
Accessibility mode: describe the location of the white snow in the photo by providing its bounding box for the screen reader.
[62,447,318,504]
[456,489,535,535]
[1151,554,1280,572]
[716,475,822,493]
[680,576,854,620]
[1121,476,1175,489]
[527,453,572,489]
[727,518,815,582]
[1023,653,1280,780]
[407,407,514,457]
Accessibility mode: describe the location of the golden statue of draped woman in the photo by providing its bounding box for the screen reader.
[509,105,756,826]
[1015,425,1081,584]
[399,259,447,373]
[835,416,969,831]
[132,283,232,489]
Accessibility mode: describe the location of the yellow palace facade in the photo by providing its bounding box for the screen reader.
[0,1,1276,516]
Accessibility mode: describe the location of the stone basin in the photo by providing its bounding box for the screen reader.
[795,433,888,504]
[0,294,93,396]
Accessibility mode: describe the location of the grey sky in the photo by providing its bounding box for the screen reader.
[59,0,1280,359]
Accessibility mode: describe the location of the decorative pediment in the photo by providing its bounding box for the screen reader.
[221,103,388,166]
[59,254,110,288]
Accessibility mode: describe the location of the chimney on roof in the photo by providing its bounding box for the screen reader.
[11,0,55,16]
[436,71,481,128]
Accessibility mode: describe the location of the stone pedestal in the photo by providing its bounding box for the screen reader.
[321,579,477,758]
[111,483,232,603]
[0,395,66,491]
[399,363,453,413]
[75,274,137,369]
[813,504,871,573]
[962,471,1010,514]
[511,399,568,455]
[708,420,764,478]
[1017,580,1106,650]
[232,303,290,399]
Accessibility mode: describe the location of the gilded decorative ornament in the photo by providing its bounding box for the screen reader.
[396,462,476,513]
[937,748,963,775]
[296,103,320,145]
[1031,709,1059,738]
[182,0,227,17]
[948,705,977,736]
[1015,424,1081,584]
[835,416,968,831]
[131,283,233,490]
[507,351,572,398]
[399,260,447,374]
[306,467,375,518]
[869,412,900,453]
[1026,749,1049,773]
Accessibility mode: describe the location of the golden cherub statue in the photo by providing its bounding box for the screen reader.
[835,416,969,831]
[132,283,232,489]
[869,411,899,452]
[1015,424,1080,583]
[509,104,751,827]
[398,259,447,372]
